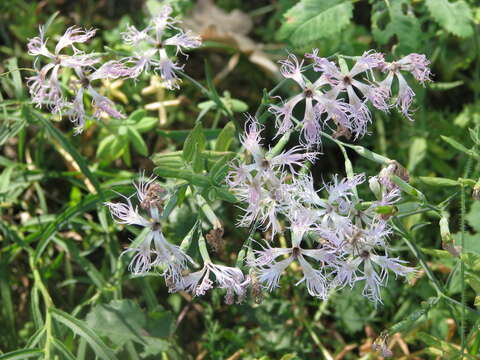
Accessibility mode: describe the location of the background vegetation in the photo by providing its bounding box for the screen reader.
[1,0,480,358]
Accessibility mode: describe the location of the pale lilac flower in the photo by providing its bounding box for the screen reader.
[330,220,414,304]
[227,116,315,236]
[104,174,192,283]
[173,262,246,303]
[27,24,129,133]
[309,50,386,138]
[66,62,129,133]
[249,243,331,298]
[268,53,331,146]
[27,25,98,112]
[121,5,201,89]
[379,53,432,120]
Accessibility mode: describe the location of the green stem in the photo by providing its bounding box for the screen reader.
[176,69,210,97]
[266,131,292,159]
[30,257,54,359]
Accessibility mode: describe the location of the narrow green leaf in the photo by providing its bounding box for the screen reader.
[133,117,157,133]
[391,175,426,201]
[34,192,114,263]
[350,145,391,165]
[127,127,148,156]
[154,167,211,187]
[183,122,206,162]
[33,110,103,195]
[428,80,464,91]
[204,61,232,117]
[52,338,77,360]
[0,349,43,360]
[192,143,205,173]
[215,121,236,151]
[418,176,460,187]
[210,154,234,185]
[50,307,118,360]
[55,238,106,288]
[25,328,46,349]
[408,137,427,172]
[212,187,238,203]
[96,134,116,158]
[0,262,15,337]
[441,135,478,159]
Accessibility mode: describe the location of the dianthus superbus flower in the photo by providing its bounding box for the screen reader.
[172,262,247,303]
[269,50,432,146]
[227,116,316,236]
[27,24,130,133]
[120,5,201,89]
[104,174,192,284]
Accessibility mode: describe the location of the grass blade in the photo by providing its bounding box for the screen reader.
[0,349,43,360]
[50,308,118,360]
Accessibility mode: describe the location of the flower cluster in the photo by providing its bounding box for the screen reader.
[27,25,130,133]
[27,5,201,133]
[228,116,415,303]
[269,50,431,147]
[227,117,317,236]
[120,5,201,89]
[106,174,248,303]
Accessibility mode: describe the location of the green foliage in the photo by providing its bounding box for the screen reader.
[371,0,424,54]
[425,0,474,38]
[277,0,353,47]
[1,0,480,359]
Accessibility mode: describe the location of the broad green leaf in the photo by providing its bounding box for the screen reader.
[86,300,147,347]
[277,0,353,46]
[466,201,480,233]
[371,0,423,53]
[50,307,118,360]
[453,233,480,256]
[426,0,474,38]
[127,127,148,156]
[183,122,206,162]
[215,121,236,151]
